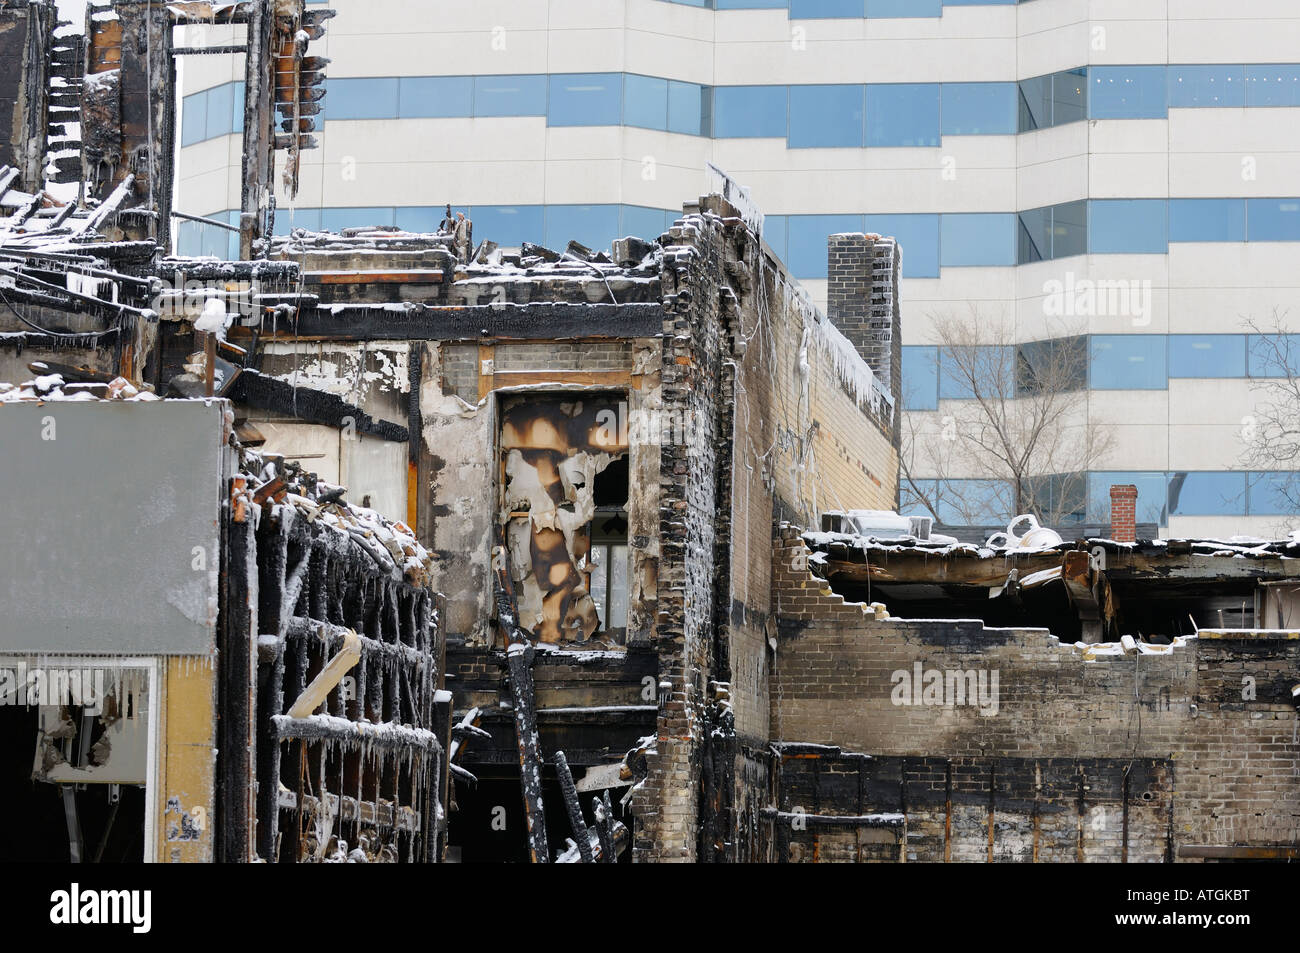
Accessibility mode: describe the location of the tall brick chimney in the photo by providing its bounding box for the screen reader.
[1110,484,1138,542]
[826,233,901,406]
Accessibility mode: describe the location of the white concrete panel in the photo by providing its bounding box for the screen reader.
[1086,19,1168,65]
[547,29,629,73]
[1016,22,1089,80]
[1169,155,1300,199]
[1166,515,1291,540]
[1169,108,1300,154]
[1168,379,1258,427]
[1169,18,1300,63]
[1088,152,1169,198]
[1092,424,1170,471]
[1088,388,1170,428]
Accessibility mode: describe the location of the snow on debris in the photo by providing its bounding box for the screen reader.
[0,374,159,402]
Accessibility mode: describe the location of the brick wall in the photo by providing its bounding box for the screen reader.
[827,233,902,409]
[1110,484,1138,542]
[629,206,724,863]
[768,527,1300,860]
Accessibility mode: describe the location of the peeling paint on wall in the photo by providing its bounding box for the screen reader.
[501,395,628,644]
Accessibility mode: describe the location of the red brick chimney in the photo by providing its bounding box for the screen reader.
[1110,484,1138,543]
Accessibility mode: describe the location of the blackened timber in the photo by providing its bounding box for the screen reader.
[239,0,273,258]
[555,751,594,863]
[229,369,408,441]
[494,540,549,864]
[217,502,258,862]
[273,302,664,342]
[594,791,617,863]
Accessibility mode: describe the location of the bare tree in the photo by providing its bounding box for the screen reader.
[1241,311,1300,521]
[901,308,1114,527]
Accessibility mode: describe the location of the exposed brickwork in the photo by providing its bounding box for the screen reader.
[827,233,902,416]
[768,527,1300,861]
[1110,484,1138,542]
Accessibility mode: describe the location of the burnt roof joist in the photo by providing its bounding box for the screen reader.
[243,302,665,343]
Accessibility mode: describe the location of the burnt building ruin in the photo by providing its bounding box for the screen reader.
[1,0,1297,864]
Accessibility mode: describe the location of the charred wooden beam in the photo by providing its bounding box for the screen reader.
[239,0,273,258]
[257,301,665,342]
[555,751,593,863]
[226,368,408,441]
[594,791,617,863]
[217,479,258,862]
[271,713,442,752]
[495,536,550,864]
[1062,550,1103,644]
